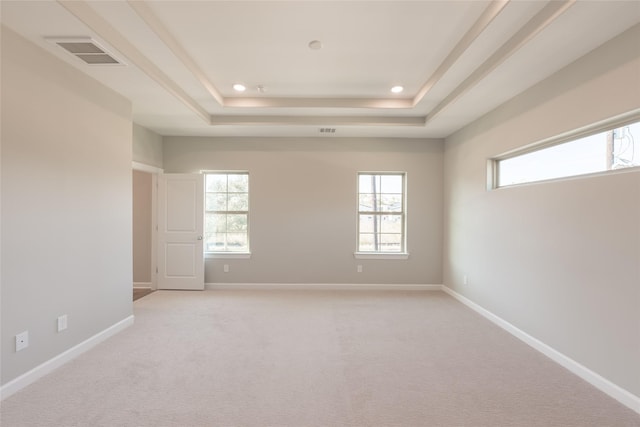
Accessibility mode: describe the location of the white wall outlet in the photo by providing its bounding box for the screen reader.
[357,265,363,273]
[16,331,29,352]
[463,275,468,286]
[57,314,68,332]
[223,264,230,273]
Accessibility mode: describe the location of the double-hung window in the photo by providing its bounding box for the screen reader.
[357,173,406,254]
[204,172,249,254]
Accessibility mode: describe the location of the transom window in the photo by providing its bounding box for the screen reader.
[357,173,406,253]
[495,117,639,188]
[205,172,249,253]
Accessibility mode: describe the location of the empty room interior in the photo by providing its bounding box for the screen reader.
[1,1,639,425]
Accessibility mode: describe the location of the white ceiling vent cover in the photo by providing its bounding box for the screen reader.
[46,37,124,65]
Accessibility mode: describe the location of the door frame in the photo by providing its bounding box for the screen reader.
[132,161,163,290]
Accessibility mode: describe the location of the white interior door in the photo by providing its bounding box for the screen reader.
[157,174,204,290]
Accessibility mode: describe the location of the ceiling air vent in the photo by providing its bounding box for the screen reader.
[46,37,124,65]
[319,128,336,134]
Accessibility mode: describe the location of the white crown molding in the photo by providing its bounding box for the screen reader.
[222,97,414,109]
[126,0,224,106]
[128,0,415,111]
[426,0,576,123]
[122,0,438,111]
[57,0,211,124]
[58,0,572,130]
[442,286,640,415]
[412,0,510,107]
[124,0,510,116]
[122,0,512,118]
[0,315,134,401]
[210,115,425,127]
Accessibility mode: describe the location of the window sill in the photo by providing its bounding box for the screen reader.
[354,252,409,260]
[205,252,251,259]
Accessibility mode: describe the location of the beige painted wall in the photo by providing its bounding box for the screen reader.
[443,25,640,397]
[133,124,163,169]
[163,138,444,285]
[133,170,152,284]
[1,27,133,385]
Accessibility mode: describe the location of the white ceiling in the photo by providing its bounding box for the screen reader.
[2,1,639,139]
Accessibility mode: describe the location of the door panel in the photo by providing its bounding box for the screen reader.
[165,244,196,276]
[166,179,197,231]
[158,174,204,290]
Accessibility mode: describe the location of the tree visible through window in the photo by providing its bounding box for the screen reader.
[496,119,639,187]
[358,173,406,253]
[205,172,249,252]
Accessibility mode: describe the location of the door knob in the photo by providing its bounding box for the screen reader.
[197,236,203,240]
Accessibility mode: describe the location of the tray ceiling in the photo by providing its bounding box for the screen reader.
[2,0,639,138]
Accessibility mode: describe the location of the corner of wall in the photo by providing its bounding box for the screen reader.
[132,123,164,170]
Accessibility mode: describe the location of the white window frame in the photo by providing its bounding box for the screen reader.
[490,110,640,190]
[203,171,251,259]
[354,172,409,260]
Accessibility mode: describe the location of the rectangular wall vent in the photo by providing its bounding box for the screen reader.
[319,128,336,134]
[46,37,124,65]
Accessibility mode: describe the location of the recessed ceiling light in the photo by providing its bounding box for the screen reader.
[233,83,246,92]
[308,40,322,50]
[391,86,404,94]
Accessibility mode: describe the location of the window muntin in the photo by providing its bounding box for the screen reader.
[357,173,406,253]
[205,172,249,253]
[496,119,639,188]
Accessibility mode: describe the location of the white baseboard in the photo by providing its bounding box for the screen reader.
[441,286,640,415]
[133,282,152,289]
[206,283,443,291]
[0,315,135,401]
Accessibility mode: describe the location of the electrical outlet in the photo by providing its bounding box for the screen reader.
[223,264,229,273]
[357,265,363,273]
[57,314,68,332]
[16,331,29,352]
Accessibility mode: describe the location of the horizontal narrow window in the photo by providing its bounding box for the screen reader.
[494,117,639,188]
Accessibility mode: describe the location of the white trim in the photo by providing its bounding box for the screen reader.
[412,0,509,107]
[59,1,211,124]
[127,0,225,106]
[150,173,158,290]
[206,283,442,291]
[425,0,574,124]
[441,286,640,414]
[492,161,640,191]
[354,252,410,260]
[132,161,163,174]
[205,252,251,259]
[133,282,152,289]
[0,315,134,401]
[210,114,423,126]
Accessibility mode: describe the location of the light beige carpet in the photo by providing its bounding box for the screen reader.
[1,290,638,426]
